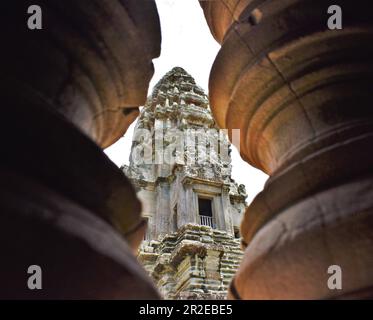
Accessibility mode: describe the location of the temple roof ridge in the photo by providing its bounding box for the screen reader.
[151,66,204,99]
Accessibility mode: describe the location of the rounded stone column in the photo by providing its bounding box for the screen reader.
[200,0,373,299]
[0,0,161,298]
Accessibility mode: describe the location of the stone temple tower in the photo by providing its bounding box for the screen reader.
[122,67,247,299]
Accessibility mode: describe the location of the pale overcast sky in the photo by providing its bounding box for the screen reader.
[104,0,268,203]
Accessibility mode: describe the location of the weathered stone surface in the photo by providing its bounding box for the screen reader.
[200,0,373,299]
[123,67,247,240]
[138,224,243,300]
[1,96,143,248]
[0,169,159,299]
[0,1,161,299]
[124,68,246,299]
[3,0,161,147]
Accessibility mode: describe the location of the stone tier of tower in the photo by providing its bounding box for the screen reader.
[139,224,243,300]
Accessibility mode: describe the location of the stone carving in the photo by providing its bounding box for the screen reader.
[138,224,243,300]
[123,67,247,299]
[125,67,236,187]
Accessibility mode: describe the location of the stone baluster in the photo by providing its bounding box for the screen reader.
[200,0,373,299]
[0,0,161,299]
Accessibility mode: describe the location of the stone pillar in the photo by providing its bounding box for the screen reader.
[1,0,161,299]
[200,0,373,299]
[212,195,225,231]
[221,185,234,235]
[183,182,199,225]
[155,181,172,238]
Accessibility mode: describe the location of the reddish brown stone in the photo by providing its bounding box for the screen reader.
[0,0,161,299]
[200,0,373,299]
[2,0,161,148]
